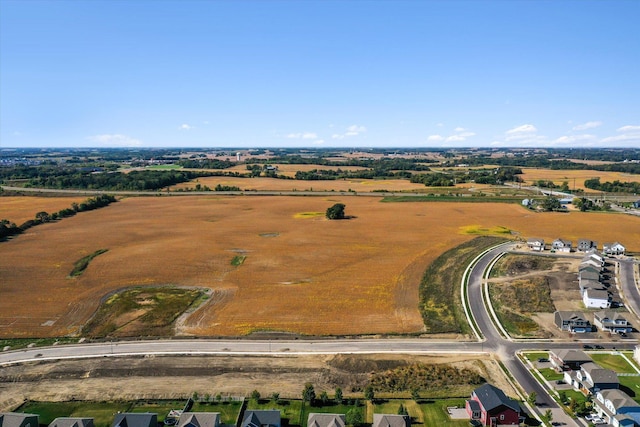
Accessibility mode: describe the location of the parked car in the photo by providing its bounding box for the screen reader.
[583,344,593,349]
[538,358,549,362]
[595,345,604,349]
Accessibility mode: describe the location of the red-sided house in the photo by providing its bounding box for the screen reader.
[466,384,521,426]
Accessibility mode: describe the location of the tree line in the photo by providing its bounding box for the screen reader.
[584,177,640,193]
[0,194,117,240]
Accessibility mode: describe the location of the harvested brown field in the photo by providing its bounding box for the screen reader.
[0,196,87,225]
[0,196,638,338]
[519,168,638,191]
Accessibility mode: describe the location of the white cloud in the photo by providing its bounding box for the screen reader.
[506,124,537,135]
[572,121,602,131]
[179,124,192,130]
[554,134,597,144]
[617,125,640,132]
[445,135,466,142]
[313,139,325,145]
[286,132,318,139]
[427,135,444,142]
[333,125,367,139]
[88,134,143,147]
[458,131,476,138]
[454,127,465,132]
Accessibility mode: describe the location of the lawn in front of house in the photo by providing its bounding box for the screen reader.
[419,398,470,427]
[590,353,639,374]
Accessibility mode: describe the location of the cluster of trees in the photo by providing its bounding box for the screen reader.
[584,177,640,193]
[410,172,454,186]
[573,197,610,212]
[410,167,522,187]
[534,180,569,191]
[176,159,236,169]
[326,203,346,220]
[0,194,117,240]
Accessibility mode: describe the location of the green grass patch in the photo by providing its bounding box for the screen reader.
[231,255,247,266]
[69,249,108,277]
[419,398,469,427]
[523,352,549,362]
[146,164,182,170]
[538,368,564,381]
[0,337,81,350]
[618,376,640,402]
[246,399,305,426]
[419,236,507,334]
[459,225,512,235]
[590,353,639,373]
[16,401,129,427]
[81,287,204,338]
[191,401,243,424]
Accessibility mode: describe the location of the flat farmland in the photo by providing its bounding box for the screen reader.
[519,168,638,190]
[0,196,638,338]
[171,176,429,192]
[0,196,86,225]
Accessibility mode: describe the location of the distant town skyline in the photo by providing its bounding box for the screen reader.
[1,0,638,148]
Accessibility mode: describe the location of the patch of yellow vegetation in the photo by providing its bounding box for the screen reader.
[460,225,512,235]
[293,211,324,219]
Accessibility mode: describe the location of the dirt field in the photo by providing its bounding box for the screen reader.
[518,168,638,191]
[0,196,638,338]
[0,353,514,410]
[0,196,87,225]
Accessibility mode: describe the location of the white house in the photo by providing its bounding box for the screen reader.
[526,238,545,252]
[583,288,612,309]
[594,389,640,427]
[603,242,626,256]
[552,238,572,253]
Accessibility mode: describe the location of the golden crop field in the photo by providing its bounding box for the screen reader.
[0,195,638,338]
[172,176,429,192]
[0,196,87,225]
[518,168,638,190]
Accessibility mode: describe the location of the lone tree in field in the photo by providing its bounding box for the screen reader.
[326,203,346,220]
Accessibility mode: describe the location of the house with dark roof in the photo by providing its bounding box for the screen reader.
[372,414,410,427]
[241,411,281,427]
[177,413,220,427]
[578,239,598,252]
[112,413,157,427]
[554,311,593,333]
[594,389,640,426]
[49,419,94,427]
[465,384,521,426]
[307,414,345,427]
[594,311,633,334]
[564,362,619,394]
[549,349,592,371]
[0,413,39,427]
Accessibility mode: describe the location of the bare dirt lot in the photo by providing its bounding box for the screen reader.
[0,353,514,410]
[0,196,638,338]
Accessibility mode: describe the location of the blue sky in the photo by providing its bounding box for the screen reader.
[1,0,639,148]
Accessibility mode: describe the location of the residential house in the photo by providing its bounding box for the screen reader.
[554,311,593,333]
[526,238,545,252]
[49,419,94,427]
[594,389,640,426]
[112,414,157,427]
[633,200,640,209]
[603,242,626,256]
[594,311,633,334]
[579,266,601,282]
[563,362,619,394]
[583,288,612,309]
[241,411,281,427]
[0,413,39,427]
[580,259,603,271]
[177,413,220,427]
[549,349,592,371]
[307,414,345,427]
[552,238,572,253]
[522,199,532,208]
[578,239,598,252]
[586,251,606,267]
[372,414,410,427]
[465,383,521,426]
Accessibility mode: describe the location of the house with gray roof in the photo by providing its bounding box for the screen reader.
[554,311,593,333]
[112,413,157,427]
[594,389,640,426]
[465,384,521,426]
[552,238,572,253]
[526,238,545,251]
[578,239,598,252]
[594,311,633,334]
[0,413,39,427]
[241,411,280,427]
[603,242,626,256]
[549,349,592,371]
[584,288,612,309]
[567,362,619,394]
[307,414,345,427]
[177,413,220,427]
[49,419,94,427]
[372,414,410,427]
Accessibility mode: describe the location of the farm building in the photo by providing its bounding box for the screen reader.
[465,384,521,426]
[555,311,593,333]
